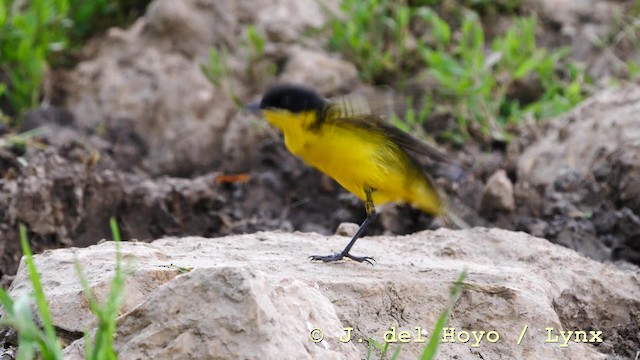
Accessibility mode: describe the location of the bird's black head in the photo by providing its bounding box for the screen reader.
[259,84,325,113]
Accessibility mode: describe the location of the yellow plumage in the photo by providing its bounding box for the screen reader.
[262,109,443,216]
[252,84,461,263]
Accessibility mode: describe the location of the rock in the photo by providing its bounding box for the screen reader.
[251,0,339,44]
[220,112,266,172]
[524,0,625,84]
[145,0,233,58]
[593,146,640,214]
[518,85,640,187]
[514,85,640,264]
[65,43,236,176]
[5,229,639,359]
[279,47,359,95]
[335,222,359,237]
[63,0,346,176]
[143,0,339,55]
[7,151,125,247]
[0,347,15,360]
[65,267,359,359]
[481,170,515,213]
[0,148,227,278]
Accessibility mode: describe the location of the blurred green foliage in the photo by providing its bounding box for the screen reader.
[591,8,640,82]
[329,0,413,83]
[0,219,128,359]
[0,224,65,359]
[202,47,232,90]
[419,13,585,142]
[202,25,275,107]
[329,0,590,143]
[0,0,70,119]
[67,0,148,43]
[0,0,149,123]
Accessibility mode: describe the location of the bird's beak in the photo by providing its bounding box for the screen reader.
[244,101,261,113]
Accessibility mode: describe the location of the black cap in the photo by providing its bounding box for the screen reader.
[258,84,325,113]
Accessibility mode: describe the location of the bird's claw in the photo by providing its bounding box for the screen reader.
[345,253,376,265]
[309,253,375,265]
[308,253,343,262]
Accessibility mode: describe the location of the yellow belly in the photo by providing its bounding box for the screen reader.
[264,110,442,215]
[294,127,398,202]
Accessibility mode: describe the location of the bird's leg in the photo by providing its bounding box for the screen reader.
[310,187,376,265]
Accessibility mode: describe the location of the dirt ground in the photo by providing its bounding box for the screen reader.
[1,104,639,285]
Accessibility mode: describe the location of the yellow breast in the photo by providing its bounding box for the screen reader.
[262,109,441,214]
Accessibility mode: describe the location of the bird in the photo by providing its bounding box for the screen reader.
[248,84,466,264]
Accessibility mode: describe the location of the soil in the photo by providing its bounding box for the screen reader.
[1,104,639,285]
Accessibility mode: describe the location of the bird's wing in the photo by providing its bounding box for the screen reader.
[324,100,451,163]
[324,98,467,181]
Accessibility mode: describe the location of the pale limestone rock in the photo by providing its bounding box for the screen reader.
[65,38,235,176]
[481,169,515,212]
[6,229,638,358]
[518,85,640,187]
[279,47,359,95]
[335,222,359,237]
[64,267,359,359]
[64,0,345,176]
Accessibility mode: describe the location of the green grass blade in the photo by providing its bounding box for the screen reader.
[369,337,385,352]
[0,287,15,309]
[84,216,126,360]
[366,340,373,360]
[389,345,402,360]
[18,223,64,358]
[420,269,467,360]
[73,217,126,360]
[109,217,121,242]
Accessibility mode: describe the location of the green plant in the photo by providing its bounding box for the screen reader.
[420,270,467,360]
[0,0,70,119]
[0,0,149,123]
[329,2,588,143]
[201,47,232,90]
[66,0,149,43]
[242,25,276,83]
[419,13,586,141]
[366,335,402,360]
[0,224,64,359]
[0,127,48,153]
[245,25,266,64]
[75,217,127,360]
[329,0,416,83]
[461,0,524,16]
[590,8,640,82]
[0,218,128,359]
[390,95,432,137]
[202,26,274,107]
[201,46,242,107]
[363,270,467,360]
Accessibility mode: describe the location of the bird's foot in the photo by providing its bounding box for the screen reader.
[344,253,376,265]
[309,252,343,262]
[309,252,375,265]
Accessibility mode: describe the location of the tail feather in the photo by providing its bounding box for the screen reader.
[440,205,471,229]
[411,177,476,229]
